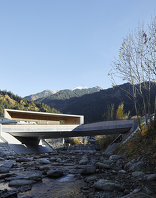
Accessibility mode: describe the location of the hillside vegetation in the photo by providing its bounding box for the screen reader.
[27,86,102,101]
[0,90,60,117]
[34,83,156,123]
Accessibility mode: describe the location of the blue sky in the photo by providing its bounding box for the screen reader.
[0,0,155,97]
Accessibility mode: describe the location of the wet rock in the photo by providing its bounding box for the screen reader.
[109,155,122,160]
[94,179,124,191]
[47,169,64,178]
[95,162,110,169]
[81,166,96,175]
[9,179,34,187]
[37,158,51,164]
[144,173,156,181]
[132,171,145,177]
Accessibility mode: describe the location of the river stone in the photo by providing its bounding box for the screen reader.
[26,172,42,181]
[145,174,156,181]
[47,170,64,178]
[94,179,123,191]
[81,166,96,175]
[0,166,10,173]
[56,158,62,162]
[38,165,50,171]
[0,160,14,173]
[129,161,144,171]
[79,158,88,165]
[16,158,32,162]
[96,162,110,169]
[109,155,122,160]
[119,170,126,174]
[50,157,56,162]
[132,171,145,177]
[9,179,34,186]
[85,175,97,182]
[37,158,50,164]
[0,189,17,198]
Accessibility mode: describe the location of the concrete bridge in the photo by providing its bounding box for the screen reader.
[0,109,136,153]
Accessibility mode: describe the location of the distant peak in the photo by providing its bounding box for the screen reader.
[73,86,88,90]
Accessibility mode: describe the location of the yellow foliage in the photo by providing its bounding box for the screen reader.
[72,137,82,145]
[141,124,148,136]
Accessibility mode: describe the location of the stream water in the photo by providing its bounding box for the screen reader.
[18,174,86,198]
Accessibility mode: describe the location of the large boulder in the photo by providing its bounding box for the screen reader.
[81,166,96,175]
[47,169,64,178]
[9,179,34,187]
[94,179,124,191]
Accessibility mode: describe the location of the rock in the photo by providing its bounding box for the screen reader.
[109,155,122,160]
[0,167,10,173]
[85,175,97,182]
[81,166,96,175]
[79,158,88,165]
[38,165,50,171]
[56,158,62,162]
[94,179,124,191]
[16,158,32,162]
[9,179,34,187]
[0,160,14,173]
[50,157,56,162]
[37,158,50,164]
[0,173,15,179]
[95,162,110,169]
[0,160,15,173]
[128,161,144,171]
[132,171,145,177]
[26,172,42,181]
[47,170,64,178]
[0,189,17,198]
[121,192,153,198]
[144,173,156,181]
[119,170,126,174]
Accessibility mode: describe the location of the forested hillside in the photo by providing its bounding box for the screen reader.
[35,83,156,123]
[27,86,102,101]
[0,90,60,117]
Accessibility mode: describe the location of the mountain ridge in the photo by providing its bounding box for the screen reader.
[25,86,103,101]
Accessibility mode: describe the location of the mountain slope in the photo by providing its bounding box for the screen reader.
[25,86,102,102]
[35,86,102,102]
[35,83,156,123]
[0,90,60,117]
[25,90,55,101]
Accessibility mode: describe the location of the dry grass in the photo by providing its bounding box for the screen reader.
[115,127,156,167]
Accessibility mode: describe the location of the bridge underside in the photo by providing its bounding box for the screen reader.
[8,127,131,139]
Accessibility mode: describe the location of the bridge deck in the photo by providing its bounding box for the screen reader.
[1,120,134,138]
